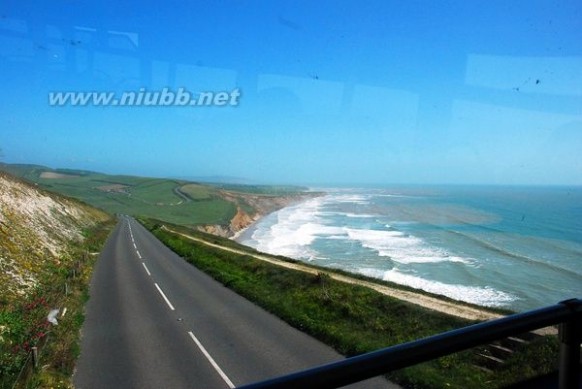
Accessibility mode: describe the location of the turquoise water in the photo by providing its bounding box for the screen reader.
[238,186,582,311]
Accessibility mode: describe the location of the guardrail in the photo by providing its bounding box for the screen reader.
[238,298,582,389]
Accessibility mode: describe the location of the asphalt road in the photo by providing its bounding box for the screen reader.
[74,216,394,388]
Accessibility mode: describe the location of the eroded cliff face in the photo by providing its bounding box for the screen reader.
[230,207,255,231]
[0,172,109,300]
[197,191,322,238]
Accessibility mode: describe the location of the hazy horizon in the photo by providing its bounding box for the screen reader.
[4,161,582,189]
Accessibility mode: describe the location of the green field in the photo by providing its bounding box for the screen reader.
[211,183,310,195]
[179,183,215,200]
[0,164,305,227]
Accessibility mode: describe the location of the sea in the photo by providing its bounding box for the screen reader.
[237,186,582,312]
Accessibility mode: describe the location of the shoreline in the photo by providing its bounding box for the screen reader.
[160,222,558,334]
[163,225,503,321]
[230,225,250,240]
[220,188,567,324]
[230,217,260,240]
[201,190,324,239]
[232,190,327,242]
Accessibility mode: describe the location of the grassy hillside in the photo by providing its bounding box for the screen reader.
[0,164,310,229]
[0,171,114,388]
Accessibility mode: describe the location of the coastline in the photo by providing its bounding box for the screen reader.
[232,191,322,240]
[198,190,323,239]
[230,215,263,240]
[163,225,502,321]
[230,224,250,240]
[226,186,582,313]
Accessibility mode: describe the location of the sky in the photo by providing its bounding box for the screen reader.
[0,0,581,185]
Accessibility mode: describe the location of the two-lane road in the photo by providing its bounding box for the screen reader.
[74,217,393,388]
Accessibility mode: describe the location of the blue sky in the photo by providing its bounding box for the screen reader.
[1,1,581,185]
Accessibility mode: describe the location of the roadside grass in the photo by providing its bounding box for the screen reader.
[143,219,560,389]
[0,220,115,389]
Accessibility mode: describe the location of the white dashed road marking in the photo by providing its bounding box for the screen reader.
[154,283,175,311]
[188,331,235,389]
[142,263,151,276]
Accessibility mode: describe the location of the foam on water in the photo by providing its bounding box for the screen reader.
[359,268,517,307]
[321,211,379,218]
[251,196,344,259]
[331,194,371,204]
[345,227,470,264]
[345,213,378,218]
[251,193,471,265]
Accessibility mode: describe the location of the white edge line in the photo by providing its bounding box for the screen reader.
[188,331,235,389]
[154,283,175,310]
[142,262,151,276]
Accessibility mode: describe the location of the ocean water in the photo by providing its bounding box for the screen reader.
[237,186,582,312]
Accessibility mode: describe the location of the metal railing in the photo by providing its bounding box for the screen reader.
[238,298,582,389]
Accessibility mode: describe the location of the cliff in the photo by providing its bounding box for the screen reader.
[0,172,109,302]
[197,191,322,238]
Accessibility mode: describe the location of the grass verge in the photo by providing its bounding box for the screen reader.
[143,219,560,389]
[0,219,115,389]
